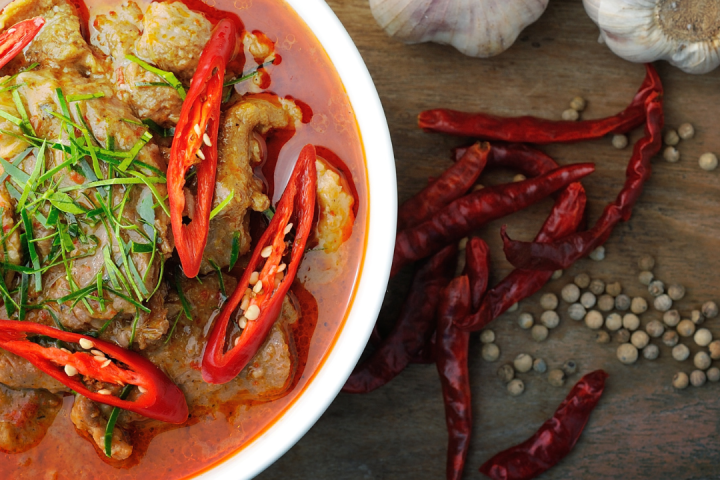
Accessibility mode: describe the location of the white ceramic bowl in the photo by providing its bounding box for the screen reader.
[196,1,396,479]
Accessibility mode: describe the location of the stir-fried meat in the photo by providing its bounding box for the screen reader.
[0,384,63,454]
[70,394,133,461]
[201,96,302,274]
[0,0,101,74]
[0,349,67,393]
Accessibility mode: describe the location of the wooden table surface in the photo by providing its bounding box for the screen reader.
[262,0,720,478]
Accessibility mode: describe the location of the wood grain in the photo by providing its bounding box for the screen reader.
[262,0,720,478]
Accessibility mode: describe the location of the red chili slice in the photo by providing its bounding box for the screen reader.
[168,19,237,278]
[202,144,317,384]
[0,17,45,71]
[0,320,188,424]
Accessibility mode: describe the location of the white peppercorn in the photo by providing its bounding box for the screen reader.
[541,310,560,329]
[709,340,720,360]
[507,303,519,313]
[631,330,650,349]
[662,330,679,347]
[694,351,712,370]
[533,358,547,373]
[518,313,534,329]
[615,328,631,344]
[482,343,500,362]
[691,310,705,325]
[653,294,672,312]
[617,343,639,364]
[532,325,549,342]
[678,122,695,140]
[562,108,580,121]
[540,293,559,311]
[702,301,719,319]
[589,279,606,296]
[596,330,611,344]
[605,312,623,331]
[622,313,640,331]
[551,270,563,280]
[514,353,533,373]
[574,273,591,289]
[707,367,720,383]
[480,329,496,344]
[673,372,689,389]
[570,96,587,111]
[645,319,665,338]
[562,360,578,375]
[663,310,680,327]
[668,284,686,301]
[561,284,581,303]
[694,328,713,347]
[612,134,628,149]
[664,129,680,146]
[648,280,664,297]
[507,378,525,396]
[672,344,690,361]
[615,294,631,311]
[580,292,597,309]
[643,344,659,360]
[631,297,648,314]
[663,146,680,163]
[497,364,515,383]
[589,246,605,261]
[597,294,614,312]
[691,370,707,387]
[548,369,566,387]
[699,152,718,171]
[638,271,654,286]
[568,303,586,321]
[677,319,696,337]
[605,281,622,297]
[585,310,604,330]
[638,254,655,271]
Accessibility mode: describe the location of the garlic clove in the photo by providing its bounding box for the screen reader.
[370,0,549,58]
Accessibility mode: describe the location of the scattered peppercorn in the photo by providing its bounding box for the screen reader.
[638,271,654,286]
[702,301,719,319]
[707,367,720,383]
[615,328,631,344]
[531,325,549,342]
[547,369,566,387]
[580,292,597,309]
[699,152,718,171]
[605,281,622,297]
[662,330,679,347]
[596,330,611,344]
[678,123,694,140]
[562,108,580,121]
[691,310,705,325]
[605,312,623,331]
[631,331,650,349]
[690,370,707,387]
[551,270,563,280]
[480,329,496,344]
[585,310,604,330]
[612,134,628,149]
[589,246,606,261]
[507,378,525,396]
[663,129,680,146]
[518,312,534,329]
[645,320,665,338]
[672,344,690,362]
[622,313,640,331]
[615,294,631,311]
[540,293,559,310]
[589,279,606,296]
[514,353,533,373]
[673,372,689,390]
[694,328,713,347]
[694,351,711,370]
[497,364,515,383]
[507,303,519,313]
[541,310,560,329]
[562,360,578,375]
[648,280,665,297]
[482,343,500,362]
[677,319,696,337]
[709,340,720,360]
[631,297,648,314]
[569,96,586,111]
[617,343,639,365]
[667,284,686,301]
[568,303,586,321]
[653,294,673,312]
[597,294,615,312]
[561,284,581,303]
[663,310,681,327]
[663,146,680,163]
[533,358,547,373]
[638,255,655,271]
[574,273,591,289]
[643,344,659,360]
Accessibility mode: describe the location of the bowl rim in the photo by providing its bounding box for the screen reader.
[194,0,396,479]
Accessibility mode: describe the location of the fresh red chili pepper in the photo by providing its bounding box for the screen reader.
[398,142,490,231]
[391,163,595,276]
[479,370,609,480]
[465,237,491,311]
[0,320,188,424]
[202,144,317,384]
[501,91,663,271]
[457,182,586,331]
[420,64,660,145]
[342,244,457,394]
[436,275,475,480]
[0,17,45,71]
[168,19,237,278]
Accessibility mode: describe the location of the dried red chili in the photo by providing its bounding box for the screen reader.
[465,237,491,311]
[419,64,660,145]
[0,17,45,71]
[479,370,609,480]
[392,163,595,276]
[168,19,237,278]
[202,144,317,384]
[454,143,558,178]
[342,244,457,394]
[501,91,663,271]
[458,182,586,331]
[399,142,490,230]
[0,320,188,424]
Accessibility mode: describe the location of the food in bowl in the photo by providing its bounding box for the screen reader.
[0,0,368,477]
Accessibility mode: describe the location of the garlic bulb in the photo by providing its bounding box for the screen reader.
[584,0,720,74]
[370,0,550,58]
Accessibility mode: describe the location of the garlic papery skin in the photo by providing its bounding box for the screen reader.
[584,0,720,74]
[369,0,550,58]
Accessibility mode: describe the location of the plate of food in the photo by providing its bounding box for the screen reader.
[0,0,395,478]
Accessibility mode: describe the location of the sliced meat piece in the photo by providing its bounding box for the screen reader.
[0,349,67,393]
[201,96,302,274]
[0,0,101,74]
[134,2,212,82]
[0,383,63,454]
[70,394,133,461]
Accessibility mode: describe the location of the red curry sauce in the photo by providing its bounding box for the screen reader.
[0,0,368,478]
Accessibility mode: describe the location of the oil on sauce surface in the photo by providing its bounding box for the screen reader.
[0,0,368,478]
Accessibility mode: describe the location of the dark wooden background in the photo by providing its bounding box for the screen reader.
[262,0,720,478]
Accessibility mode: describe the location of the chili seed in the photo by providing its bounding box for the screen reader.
[580,292,597,309]
[203,133,212,147]
[605,312,622,331]
[605,281,622,297]
[249,271,259,285]
[93,355,106,362]
[691,309,705,325]
[570,96,586,111]
[630,297,647,314]
[497,364,515,383]
[64,365,78,377]
[194,124,202,136]
[507,379,525,396]
[97,389,112,396]
[238,316,248,329]
[568,303,586,321]
[653,294,672,312]
[648,280,664,297]
[514,353,533,373]
[101,359,112,368]
[596,330,611,344]
[284,223,294,235]
[643,344,659,360]
[91,350,105,357]
[574,273,591,289]
[617,343,639,365]
[707,367,720,383]
[589,279,605,296]
[667,284,686,301]
[694,351,711,370]
[261,246,273,258]
[79,338,94,349]
[699,152,718,171]
[663,310,681,327]
[678,123,695,140]
[540,311,560,329]
[662,330,679,347]
[702,301,719,318]
[253,280,263,294]
[612,134,628,149]
[615,328,631,344]
[240,297,250,312]
[196,149,206,161]
[589,246,605,261]
[533,358,547,373]
[615,294,631,311]
[531,325,548,342]
[562,360,578,375]
[645,320,664,338]
[597,294,615,312]
[638,271,654,286]
[638,255,655,271]
[663,146,680,163]
[584,310,603,330]
[480,329,495,344]
[709,340,720,360]
[278,263,287,272]
[672,344,690,361]
[540,293,558,310]
[673,372,689,389]
[481,343,500,362]
[518,313,534,329]
[547,369,566,387]
[622,313,640,331]
[562,108,579,121]
[694,328,713,347]
[245,305,260,321]
[664,129,680,146]
[631,331,649,349]
[677,319,695,337]
[61,348,71,354]
[561,284,580,303]
[691,370,707,387]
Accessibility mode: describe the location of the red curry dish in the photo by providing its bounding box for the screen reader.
[0,0,367,477]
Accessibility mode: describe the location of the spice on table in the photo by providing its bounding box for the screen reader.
[622,313,640,331]
[615,328,631,344]
[638,254,656,271]
[584,310,604,330]
[532,325,549,342]
[664,147,680,162]
[645,320,664,338]
[540,293,559,310]
[702,301,719,319]
[690,370,707,387]
[570,96,587,112]
[672,344,690,362]
[547,369,566,387]
[638,271,654,286]
[507,379,525,396]
[676,319,695,337]
[482,343,501,362]
[514,354,533,373]
[617,343,639,364]
[678,123,695,140]
[673,372,689,389]
[479,370,608,480]
[589,279,606,296]
[596,331,611,344]
[612,134,628,149]
[643,344,659,360]
[518,313,534,329]
[648,280,665,297]
[653,294,672,312]
[698,152,718,171]
[574,273,591,289]
[709,340,720,360]
[630,297,647,314]
[568,303,586,321]
[466,237,492,310]
[606,281,622,297]
[597,294,615,312]
[533,358,547,373]
[663,129,680,146]
[498,364,515,383]
[615,294,631,311]
[631,331,649,349]
[589,246,606,261]
[662,330,679,347]
[541,311,560,329]
[561,284,581,303]
[691,310,705,325]
[693,352,711,370]
[480,329,496,344]
[562,108,580,121]
[580,292,597,309]
[707,367,720,383]
[562,360,578,375]
[605,313,622,331]
[552,270,564,280]
[663,310,680,327]
[667,284,686,301]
